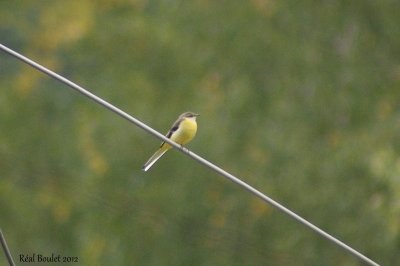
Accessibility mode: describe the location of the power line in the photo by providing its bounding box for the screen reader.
[0,43,380,266]
[0,229,15,266]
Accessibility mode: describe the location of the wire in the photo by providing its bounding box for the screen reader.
[0,229,15,266]
[0,43,380,266]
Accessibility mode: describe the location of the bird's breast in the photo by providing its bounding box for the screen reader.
[172,118,197,145]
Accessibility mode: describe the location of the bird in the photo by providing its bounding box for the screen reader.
[142,111,199,172]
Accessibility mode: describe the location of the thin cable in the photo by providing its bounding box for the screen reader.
[0,229,15,266]
[0,43,380,266]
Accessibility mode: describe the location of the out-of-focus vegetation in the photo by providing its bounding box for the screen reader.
[1,1,400,265]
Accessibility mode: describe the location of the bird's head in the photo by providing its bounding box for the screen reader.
[181,112,199,120]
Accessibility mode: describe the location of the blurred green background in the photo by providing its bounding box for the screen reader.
[1,1,399,265]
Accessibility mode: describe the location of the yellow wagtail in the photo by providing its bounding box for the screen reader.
[142,111,199,172]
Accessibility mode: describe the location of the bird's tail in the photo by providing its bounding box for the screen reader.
[142,147,169,172]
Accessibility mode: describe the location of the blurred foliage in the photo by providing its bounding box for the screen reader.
[1,0,400,265]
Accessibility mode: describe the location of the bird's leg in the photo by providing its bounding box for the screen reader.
[180,145,189,153]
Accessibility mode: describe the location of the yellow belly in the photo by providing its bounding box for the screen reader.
[171,118,197,145]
